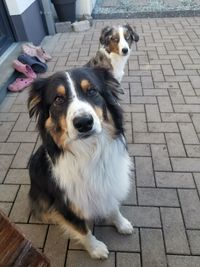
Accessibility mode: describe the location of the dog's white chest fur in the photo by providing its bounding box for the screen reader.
[100,48,129,83]
[52,133,131,220]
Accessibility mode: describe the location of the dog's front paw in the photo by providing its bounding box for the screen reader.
[116,217,134,235]
[89,240,109,259]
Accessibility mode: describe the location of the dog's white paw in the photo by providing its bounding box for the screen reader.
[89,240,109,259]
[116,218,134,235]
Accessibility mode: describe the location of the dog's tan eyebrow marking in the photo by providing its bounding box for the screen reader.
[80,79,90,92]
[56,85,65,95]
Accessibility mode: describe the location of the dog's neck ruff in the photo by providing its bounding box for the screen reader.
[100,47,129,83]
[51,130,131,220]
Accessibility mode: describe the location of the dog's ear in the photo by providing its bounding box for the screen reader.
[28,77,48,118]
[124,23,139,42]
[99,26,113,46]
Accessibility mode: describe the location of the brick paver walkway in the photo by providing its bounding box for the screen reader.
[1,17,200,266]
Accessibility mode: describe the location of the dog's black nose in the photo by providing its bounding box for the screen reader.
[73,114,94,133]
[122,48,128,55]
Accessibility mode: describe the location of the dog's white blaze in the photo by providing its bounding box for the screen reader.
[66,72,77,99]
[65,72,102,141]
[52,131,132,220]
[118,26,130,55]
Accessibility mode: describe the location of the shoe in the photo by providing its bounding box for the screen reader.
[12,60,37,79]
[18,54,48,73]
[8,77,34,92]
[22,43,52,63]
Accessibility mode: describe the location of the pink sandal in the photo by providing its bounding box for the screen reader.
[12,60,37,79]
[8,77,34,92]
[22,43,52,63]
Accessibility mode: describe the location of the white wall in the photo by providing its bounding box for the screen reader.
[5,0,35,15]
[76,0,96,17]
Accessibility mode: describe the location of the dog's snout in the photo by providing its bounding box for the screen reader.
[73,114,94,133]
[122,47,128,55]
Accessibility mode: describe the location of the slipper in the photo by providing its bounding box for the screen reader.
[12,59,37,79]
[22,43,52,62]
[8,77,34,92]
[18,54,48,73]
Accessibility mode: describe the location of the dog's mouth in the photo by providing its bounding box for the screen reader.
[78,130,96,139]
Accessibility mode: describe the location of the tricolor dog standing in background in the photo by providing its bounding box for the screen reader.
[87,24,139,86]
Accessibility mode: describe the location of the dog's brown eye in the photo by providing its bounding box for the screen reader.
[87,88,98,97]
[54,96,65,105]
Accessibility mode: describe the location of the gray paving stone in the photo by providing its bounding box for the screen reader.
[9,185,30,222]
[0,202,12,216]
[94,226,140,252]
[168,255,200,267]
[121,206,161,228]
[131,96,157,104]
[144,89,168,96]
[191,114,200,133]
[134,132,165,144]
[16,223,48,248]
[148,122,179,133]
[161,113,191,122]
[128,144,151,156]
[0,121,14,142]
[132,113,147,132]
[0,112,19,121]
[0,184,19,201]
[174,104,200,113]
[44,225,68,267]
[145,104,161,122]
[121,104,144,113]
[66,251,115,267]
[10,104,28,113]
[141,228,167,267]
[11,143,35,168]
[135,157,155,187]
[138,188,179,207]
[161,207,189,254]
[171,157,200,172]
[116,253,141,267]
[155,172,195,188]
[0,155,13,183]
[0,96,16,112]
[0,143,19,155]
[190,75,200,89]
[193,173,200,195]
[165,133,186,157]
[178,189,200,229]
[123,177,137,205]
[151,144,171,171]
[13,113,30,131]
[130,82,143,96]
[162,64,174,76]
[179,123,199,144]
[7,131,38,143]
[158,96,173,112]
[169,89,185,104]
[187,230,200,255]
[185,144,200,157]
[5,169,30,184]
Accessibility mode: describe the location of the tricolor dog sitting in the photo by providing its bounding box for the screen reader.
[87,24,139,84]
[28,66,133,259]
